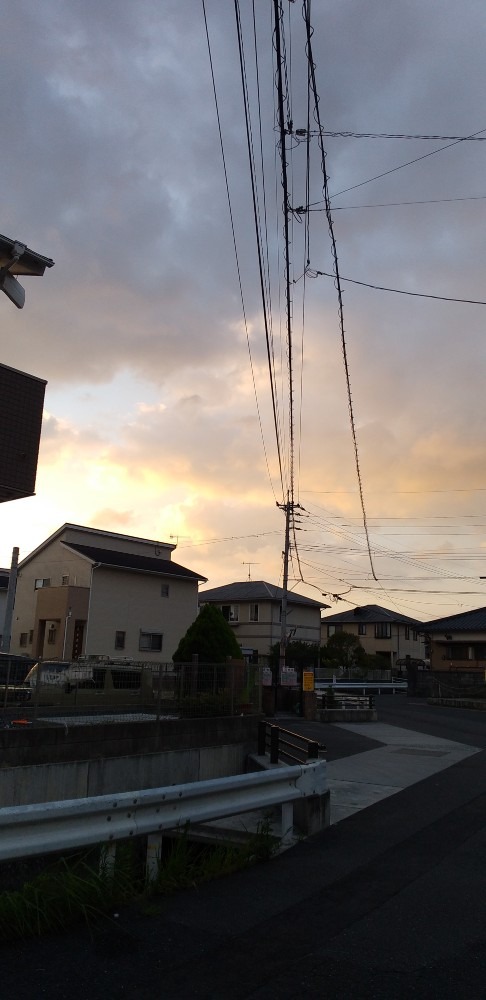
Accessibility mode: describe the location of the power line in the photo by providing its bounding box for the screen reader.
[311,130,486,142]
[314,125,486,202]
[202,0,278,502]
[328,195,486,210]
[307,268,486,306]
[302,0,378,585]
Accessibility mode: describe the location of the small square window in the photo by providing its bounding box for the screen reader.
[19,632,28,647]
[115,630,126,650]
[62,575,69,586]
[161,583,170,598]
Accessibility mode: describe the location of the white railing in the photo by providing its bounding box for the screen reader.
[0,761,327,874]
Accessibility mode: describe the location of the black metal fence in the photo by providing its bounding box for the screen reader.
[258,720,325,764]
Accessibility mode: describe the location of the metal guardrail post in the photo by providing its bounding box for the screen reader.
[270,724,279,764]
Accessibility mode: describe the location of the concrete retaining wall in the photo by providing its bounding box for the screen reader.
[0,742,249,807]
[318,709,377,723]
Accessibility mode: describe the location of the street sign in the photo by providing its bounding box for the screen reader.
[302,671,314,692]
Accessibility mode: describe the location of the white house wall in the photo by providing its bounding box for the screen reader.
[86,567,200,662]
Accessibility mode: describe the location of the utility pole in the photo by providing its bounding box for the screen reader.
[1,546,19,653]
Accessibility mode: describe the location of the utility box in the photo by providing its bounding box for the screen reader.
[0,363,47,502]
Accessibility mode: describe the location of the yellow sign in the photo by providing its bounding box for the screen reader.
[302,671,314,692]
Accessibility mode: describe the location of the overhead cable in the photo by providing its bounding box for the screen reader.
[307,268,486,306]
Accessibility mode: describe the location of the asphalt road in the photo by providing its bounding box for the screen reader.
[1,697,485,999]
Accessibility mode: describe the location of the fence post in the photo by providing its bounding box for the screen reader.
[156,663,163,721]
[2,659,11,711]
[32,658,42,721]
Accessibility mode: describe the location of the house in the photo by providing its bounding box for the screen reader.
[321,604,426,668]
[199,581,325,663]
[422,606,486,672]
[11,524,206,662]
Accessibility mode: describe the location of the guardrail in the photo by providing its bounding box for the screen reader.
[258,720,326,764]
[315,680,407,694]
[0,760,328,873]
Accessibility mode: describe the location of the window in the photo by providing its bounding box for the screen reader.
[34,578,51,589]
[62,575,69,586]
[404,626,410,640]
[413,630,418,641]
[221,604,239,623]
[19,632,28,647]
[139,631,163,652]
[375,623,391,639]
[358,623,367,636]
[327,624,343,637]
[115,630,126,650]
[249,603,259,622]
[47,625,57,645]
[160,583,170,598]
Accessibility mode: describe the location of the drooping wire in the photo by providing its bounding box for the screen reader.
[233,0,285,498]
[306,268,486,307]
[302,0,378,582]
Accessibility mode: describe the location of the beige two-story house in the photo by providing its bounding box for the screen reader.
[11,524,206,662]
[321,604,426,668]
[199,580,325,663]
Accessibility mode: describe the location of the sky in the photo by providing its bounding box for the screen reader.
[2,0,486,623]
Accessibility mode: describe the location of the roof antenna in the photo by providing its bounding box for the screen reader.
[242,561,259,581]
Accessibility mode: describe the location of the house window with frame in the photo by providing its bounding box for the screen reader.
[375,623,391,639]
[62,575,69,586]
[115,630,126,650]
[34,578,51,590]
[221,604,239,623]
[160,583,170,598]
[327,624,343,637]
[47,625,57,645]
[19,632,28,647]
[139,631,163,652]
[358,623,367,636]
[249,603,259,622]
[413,630,418,641]
[404,626,410,640]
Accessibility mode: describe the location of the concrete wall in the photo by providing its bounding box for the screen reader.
[0,743,248,807]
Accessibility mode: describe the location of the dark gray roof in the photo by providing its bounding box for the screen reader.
[423,607,486,633]
[63,543,206,582]
[322,603,423,626]
[200,580,324,608]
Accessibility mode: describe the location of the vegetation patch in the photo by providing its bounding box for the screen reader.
[0,822,278,943]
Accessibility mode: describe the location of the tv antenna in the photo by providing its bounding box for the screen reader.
[242,562,259,581]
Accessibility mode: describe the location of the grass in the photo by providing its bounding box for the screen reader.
[0,821,278,943]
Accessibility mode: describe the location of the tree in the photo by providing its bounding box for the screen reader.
[172,603,242,663]
[269,640,319,670]
[321,630,366,671]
